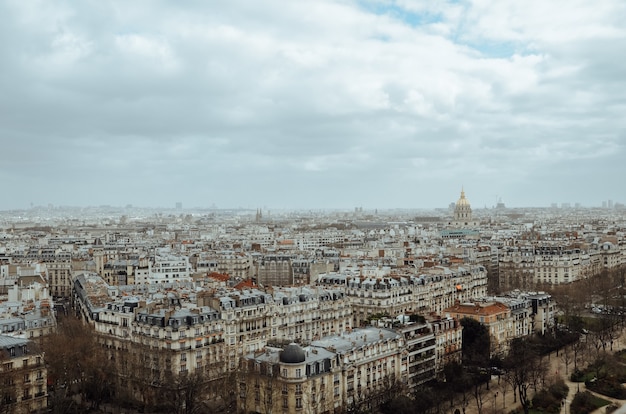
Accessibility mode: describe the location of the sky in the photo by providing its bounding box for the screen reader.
[1,0,625,211]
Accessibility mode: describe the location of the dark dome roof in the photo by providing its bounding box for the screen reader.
[280,343,306,364]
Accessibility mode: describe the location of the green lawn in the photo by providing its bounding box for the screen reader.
[570,391,611,414]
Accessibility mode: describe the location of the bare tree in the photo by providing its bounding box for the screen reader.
[560,344,573,375]
[503,338,547,414]
[43,315,107,413]
[162,370,210,414]
[472,380,486,414]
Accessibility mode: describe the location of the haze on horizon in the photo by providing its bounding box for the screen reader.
[1,1,625,211]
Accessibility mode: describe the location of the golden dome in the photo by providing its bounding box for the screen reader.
[456,189,470,207]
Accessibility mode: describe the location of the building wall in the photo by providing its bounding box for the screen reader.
[0,336,48,414]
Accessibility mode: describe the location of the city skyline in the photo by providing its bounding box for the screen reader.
[1,193,623,214]
[1,1,625,210]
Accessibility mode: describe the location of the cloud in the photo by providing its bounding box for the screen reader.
[1,0,625,209]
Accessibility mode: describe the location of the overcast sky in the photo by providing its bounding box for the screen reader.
[1,0,625,211]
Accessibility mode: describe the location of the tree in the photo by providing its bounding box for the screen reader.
[503,338,547,414]
[408,385,436,414]
[380,395,416,414]
[162,370,210,414]
[346,372,405,414]
[460,317,490,368]
[561,344,574,375]
[43,316,110,413]
[443,362,473,414]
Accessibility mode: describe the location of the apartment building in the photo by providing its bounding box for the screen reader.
[596,242,622,270]
[534,246,585,285]
[272,287,352,343]
[428,316,463,374]
[96,255,149,286]
[256,254,294,286]
[397,322,437,387]
[148,255,192,284]
[1,283,56,342]
[527,292,556,335]
[0,335,47,414]
[498,246,537,291]
[98,301,227,404]
[240,327,406,414]
[70,263,563,413]
[239,343,337,414]
[317,264,488,326]
[216,251,253,279]
[443,301,512,357]
[47,257,72,298]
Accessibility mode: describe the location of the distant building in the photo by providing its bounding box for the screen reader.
[446,188,480,228]
[256,255,293,286]
[147,255,192,284]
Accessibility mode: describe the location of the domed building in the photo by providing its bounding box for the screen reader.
[445,188,480,230]
[279,343,306,364]
[454,189,472,222]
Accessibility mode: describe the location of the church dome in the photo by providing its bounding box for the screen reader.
[280,343,306,364]
[456,189,470,207]
[454,188,472,222]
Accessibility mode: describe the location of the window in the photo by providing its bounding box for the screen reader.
[296,368,302,378]
[283,397,288,408]
[296,397,302,408]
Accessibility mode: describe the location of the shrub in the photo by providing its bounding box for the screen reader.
[531,381,569,413]
[570,391,610,414]
[570,369,586,382]
[532,389,561,413]
[586,378,626,399]
[605,404,620,414]
[549,380,569,400]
